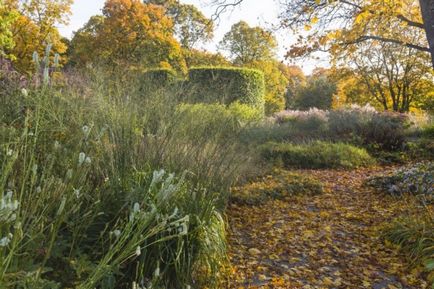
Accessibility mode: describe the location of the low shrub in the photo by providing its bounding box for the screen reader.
[366,162,433,204]
[274,108,329,138]
[328,106,409,150]
[260,106,410,151]
[241,109,329,145]
[383,215,434,286]
[404,121,434,161]
[274,108,329,125]
[240,121,296,144]
[231,171,323,205]
[260,141,376,169]
[328,105,376,143]
[187,67,265,110]
[364,112,409,150]
[405,139,434,162]
[370,150,408,165]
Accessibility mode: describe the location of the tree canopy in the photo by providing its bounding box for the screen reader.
[3,0,434,113]
[0,0,17,57]
[3,0,72,73]
[70,0,185,72]
[281,0,428,59]
[218,21,289,114]
[214,0,434,67]
[146,0,214,50]
[219,21,278,64]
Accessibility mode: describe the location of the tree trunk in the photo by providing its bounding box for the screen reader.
[420,0,434,68]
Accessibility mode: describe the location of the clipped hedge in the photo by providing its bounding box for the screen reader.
[187,67,265,110]
[140,68,177,90]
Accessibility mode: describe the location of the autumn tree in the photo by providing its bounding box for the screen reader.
[213,0,434,67]
[68,15,104,67]
[0,0,17,58]
[278,0,434,66]
[278,64,306,109]
[3,0,72,73]
[287,69,337,110]
[419,0,434,67]
[219,21,277,64]
[272,0,434,112]
[341,41,434,112]
[218,21,287,114]
[70,0,186,72]
[331,68,373,108]
[419,87,434,112]
[172,3,213,49]
[309,2,434,112]
[182,48,230,67]
[146,0,214,50]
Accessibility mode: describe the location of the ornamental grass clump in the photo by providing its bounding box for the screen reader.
[0,63,245,288]
[383,214,434,287]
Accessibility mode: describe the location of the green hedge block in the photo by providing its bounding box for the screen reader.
[141,68,177,90]
[187,67,265,109]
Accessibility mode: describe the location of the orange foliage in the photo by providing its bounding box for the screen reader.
[70,0,186,72]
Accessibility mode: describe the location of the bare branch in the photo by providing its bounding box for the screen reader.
[396,14,424,29]
[338,0,363,10]
[209,0,245,22]
[349,35,430,53]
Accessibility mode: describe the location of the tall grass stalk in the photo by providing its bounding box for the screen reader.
[0,64,253,288]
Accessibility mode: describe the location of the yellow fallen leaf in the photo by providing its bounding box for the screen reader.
[303,230,315,238]
[248,248,261,255]
[322,277,334,286]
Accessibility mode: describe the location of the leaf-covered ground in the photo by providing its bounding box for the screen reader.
[227,167,431,288]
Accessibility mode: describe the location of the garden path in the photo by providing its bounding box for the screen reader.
[227,167,428,289]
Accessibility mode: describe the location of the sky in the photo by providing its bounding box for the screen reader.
[58,0,328,74]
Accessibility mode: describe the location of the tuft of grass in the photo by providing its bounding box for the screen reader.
[383,214,434,286]
[260,141,376,169]
[421,124,434,139]
[0,64,259,288]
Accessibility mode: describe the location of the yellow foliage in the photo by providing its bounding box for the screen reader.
[5,0,72,73]
[70,0,186,72]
